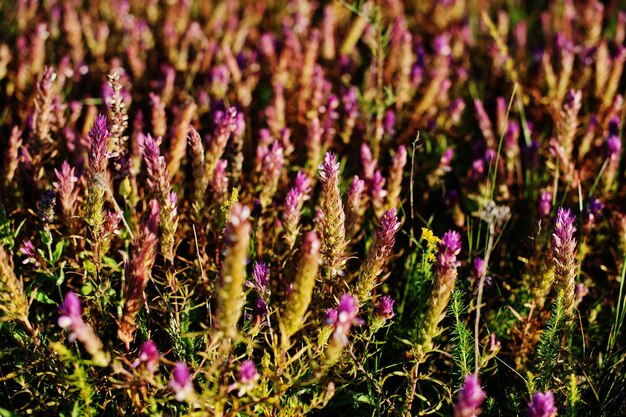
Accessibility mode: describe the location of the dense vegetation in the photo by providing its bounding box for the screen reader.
[0,1,625,416]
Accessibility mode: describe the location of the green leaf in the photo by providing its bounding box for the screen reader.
[34,289,57,305]
[0,407,24,417]
[80,283,94,296]
[52,240,65,263]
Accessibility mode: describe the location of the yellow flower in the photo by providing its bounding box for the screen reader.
[421,227,441,262]
[221,188,239,221]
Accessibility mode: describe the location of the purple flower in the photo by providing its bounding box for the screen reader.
[527,390,557,417]
[606,134,622,160]
[586,198,604,223]
[88,114,110,175]
[472,257,485,280]
[552,208,576,253]
[325,308,338,324]
[252,262,270,293]
[132,340,159,372]
[253,297,267,318]
[383,109,396,136]
[576,283,589,302]
[326,294,364,346]
[437,230,462,276]
[294,171,312,195]
[58,292,82,328]
[239,360,259,385]
[319,152,340,183]
[170,362,193,401]
[376,296,395,319]
[539,191,552,218]
[371,170,387,209]
[454,374,486,417]
[19,241,38,265]
[361,144,376,181]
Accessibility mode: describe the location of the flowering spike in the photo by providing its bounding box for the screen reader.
[551,207,578,317]
[283,172,312,249]
[418,230,461,358]
[355,209,401,304]
[216,204,251,338]
[386,145,407,211]
[345,175,366,240]
[281,231,320,343]
[118,199,159,347]
[54,161,79,226]
[142,134,178,262]
[318,152,347,279]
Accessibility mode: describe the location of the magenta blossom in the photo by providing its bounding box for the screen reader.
[132,340,159,373]
[170,362,194,401]
[326,294,364,346]
[528,390,557,417]
[454,374,486,417]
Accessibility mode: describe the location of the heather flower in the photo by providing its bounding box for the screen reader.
[2,126,22,188]
[239,360,259,385]
[259,141,285,207]
[281,231,320,343]
[206,107,240,179]
[539,191,552,218]
[283,172,312,249]
[318,152,347,278]
[132,340,159,373]
[216,204,251,338]
[58,292,109,366]
[167,96,196,177]
[558,89,582,162]
[385,145,407,211]
[551,207,578,317]
[474,98,496,148]
[355,209,401,304]
[527,390,557,417]
[419,230,461,358]
[576,283,589,303]
[142,134,178,262]
[585,198,604,223]
[211,159,229,206]
[340,86,359,143]
[149,93,167,138]
[53,161,79,225]
[604,125,622,192]
[376,296,395,319]
[345,176,366,240]
[118,200,159,347]
[86,114,110,239]
[361,143,377,181]
[250,261,270,298]
[32,66,56,145]
[106,71,129,157]
[188,126,208,214]
[170,362,194,402]
[18,240,38,266]
[371,170,387,217]
[383,110,396,136]
[324,294,363,365]
[454,374,486,417]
